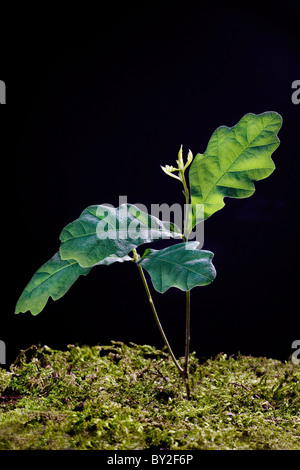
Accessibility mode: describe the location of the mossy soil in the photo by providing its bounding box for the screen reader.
[0,342,299,450]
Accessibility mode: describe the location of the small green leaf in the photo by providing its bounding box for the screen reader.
[189,112,282,224]
[137,242,216,293]
[60,204,181,267]
[15,252,91,316]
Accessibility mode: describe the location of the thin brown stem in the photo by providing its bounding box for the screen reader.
[132,249,184,376]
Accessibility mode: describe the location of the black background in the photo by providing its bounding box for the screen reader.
[1,1,299,367]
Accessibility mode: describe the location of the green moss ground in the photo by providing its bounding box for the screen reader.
[0,342,299,450]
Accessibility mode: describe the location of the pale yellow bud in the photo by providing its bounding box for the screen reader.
[178,145,183,167]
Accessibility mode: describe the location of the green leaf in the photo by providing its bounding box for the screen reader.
[189,112,282,224]
[137,242,216,293]
[15,252,91,316]
[60,203,181,267]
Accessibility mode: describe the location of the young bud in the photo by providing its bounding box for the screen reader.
[178,145,184,168]
[184,149,193,169]
[160,165,181,180]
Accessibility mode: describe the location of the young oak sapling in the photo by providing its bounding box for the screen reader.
[15,112,282,399]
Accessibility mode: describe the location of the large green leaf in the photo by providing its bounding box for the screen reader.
[60,203,181,267]
[15,252,92,315]
[137,242,216,293]
[15,251,132,316]
[189,112,282,225]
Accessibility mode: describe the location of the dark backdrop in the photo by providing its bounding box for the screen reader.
[1,1,299,367]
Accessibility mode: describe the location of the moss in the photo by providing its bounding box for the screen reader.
[0,342,299,450]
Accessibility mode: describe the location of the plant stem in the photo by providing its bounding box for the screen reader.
[181,173,191,242]
[179,166,192,400]
[132,249,184,376]
[184,291,191,377]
